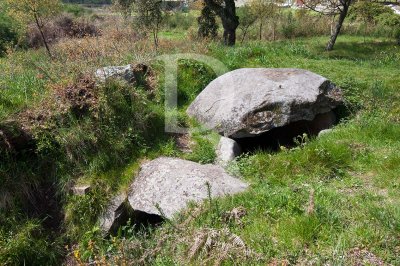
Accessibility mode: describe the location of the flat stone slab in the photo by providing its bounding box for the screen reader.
[127,157,248,219]
[187,68,343,138]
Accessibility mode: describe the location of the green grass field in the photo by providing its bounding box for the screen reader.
[146,36,400,265]
[69,36,400,265]
[1,28,400,264]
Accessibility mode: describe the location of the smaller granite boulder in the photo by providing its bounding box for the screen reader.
[95,64,133,83]
[318,128,333,137]
[216,136,242,164]
[99,193,133,235]
[95,63,155,93]
[128,157,248,219]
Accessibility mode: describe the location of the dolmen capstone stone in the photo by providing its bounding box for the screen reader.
[127,157,248,220]
[187,68,343,138]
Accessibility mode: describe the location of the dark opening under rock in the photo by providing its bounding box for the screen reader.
[235,111,337,152]
[130,210,164,226]
[99,193,165,235]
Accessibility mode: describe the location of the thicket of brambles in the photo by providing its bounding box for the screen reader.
[0,0,399,265]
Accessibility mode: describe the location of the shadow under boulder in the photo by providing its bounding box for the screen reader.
[235,110,337,152]
[99,193,164,236]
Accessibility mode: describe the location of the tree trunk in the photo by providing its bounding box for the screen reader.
[34,14,52,58]
[205,0,238,46]
[222,0,239,46]
[223,28,236,46]
[330,15,336,35]
[222,22,239,46]
[259,20,263,40]
[326,4,349,51]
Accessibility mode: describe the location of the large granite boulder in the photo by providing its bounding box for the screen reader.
[128,157,248,219]
[187,68,343,138]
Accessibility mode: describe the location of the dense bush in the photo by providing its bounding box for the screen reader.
[349,2,394,23]
[0,11,18,56]
[234,4,399,43]
[235,8,331,42]
[348,2,400,39]
[0,68,162,263]
[164,11,195,30]
[26,15,100,48]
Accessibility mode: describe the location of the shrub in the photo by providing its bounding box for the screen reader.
[280,12,297,39]
[377,12,400,40]
[26,15,100,49]
[62,3,92,17]
[197,4,219,39]
[348,2,400,39]
[164,11,195,30]
[0,11,18,56]
[349,2,393,23]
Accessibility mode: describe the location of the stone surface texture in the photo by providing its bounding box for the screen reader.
[216,136,242,164]
[128,157,248,219]
[187,68,343,138]
[99,193,133,234]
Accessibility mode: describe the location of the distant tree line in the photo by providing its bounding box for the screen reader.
[62,0,112,4]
